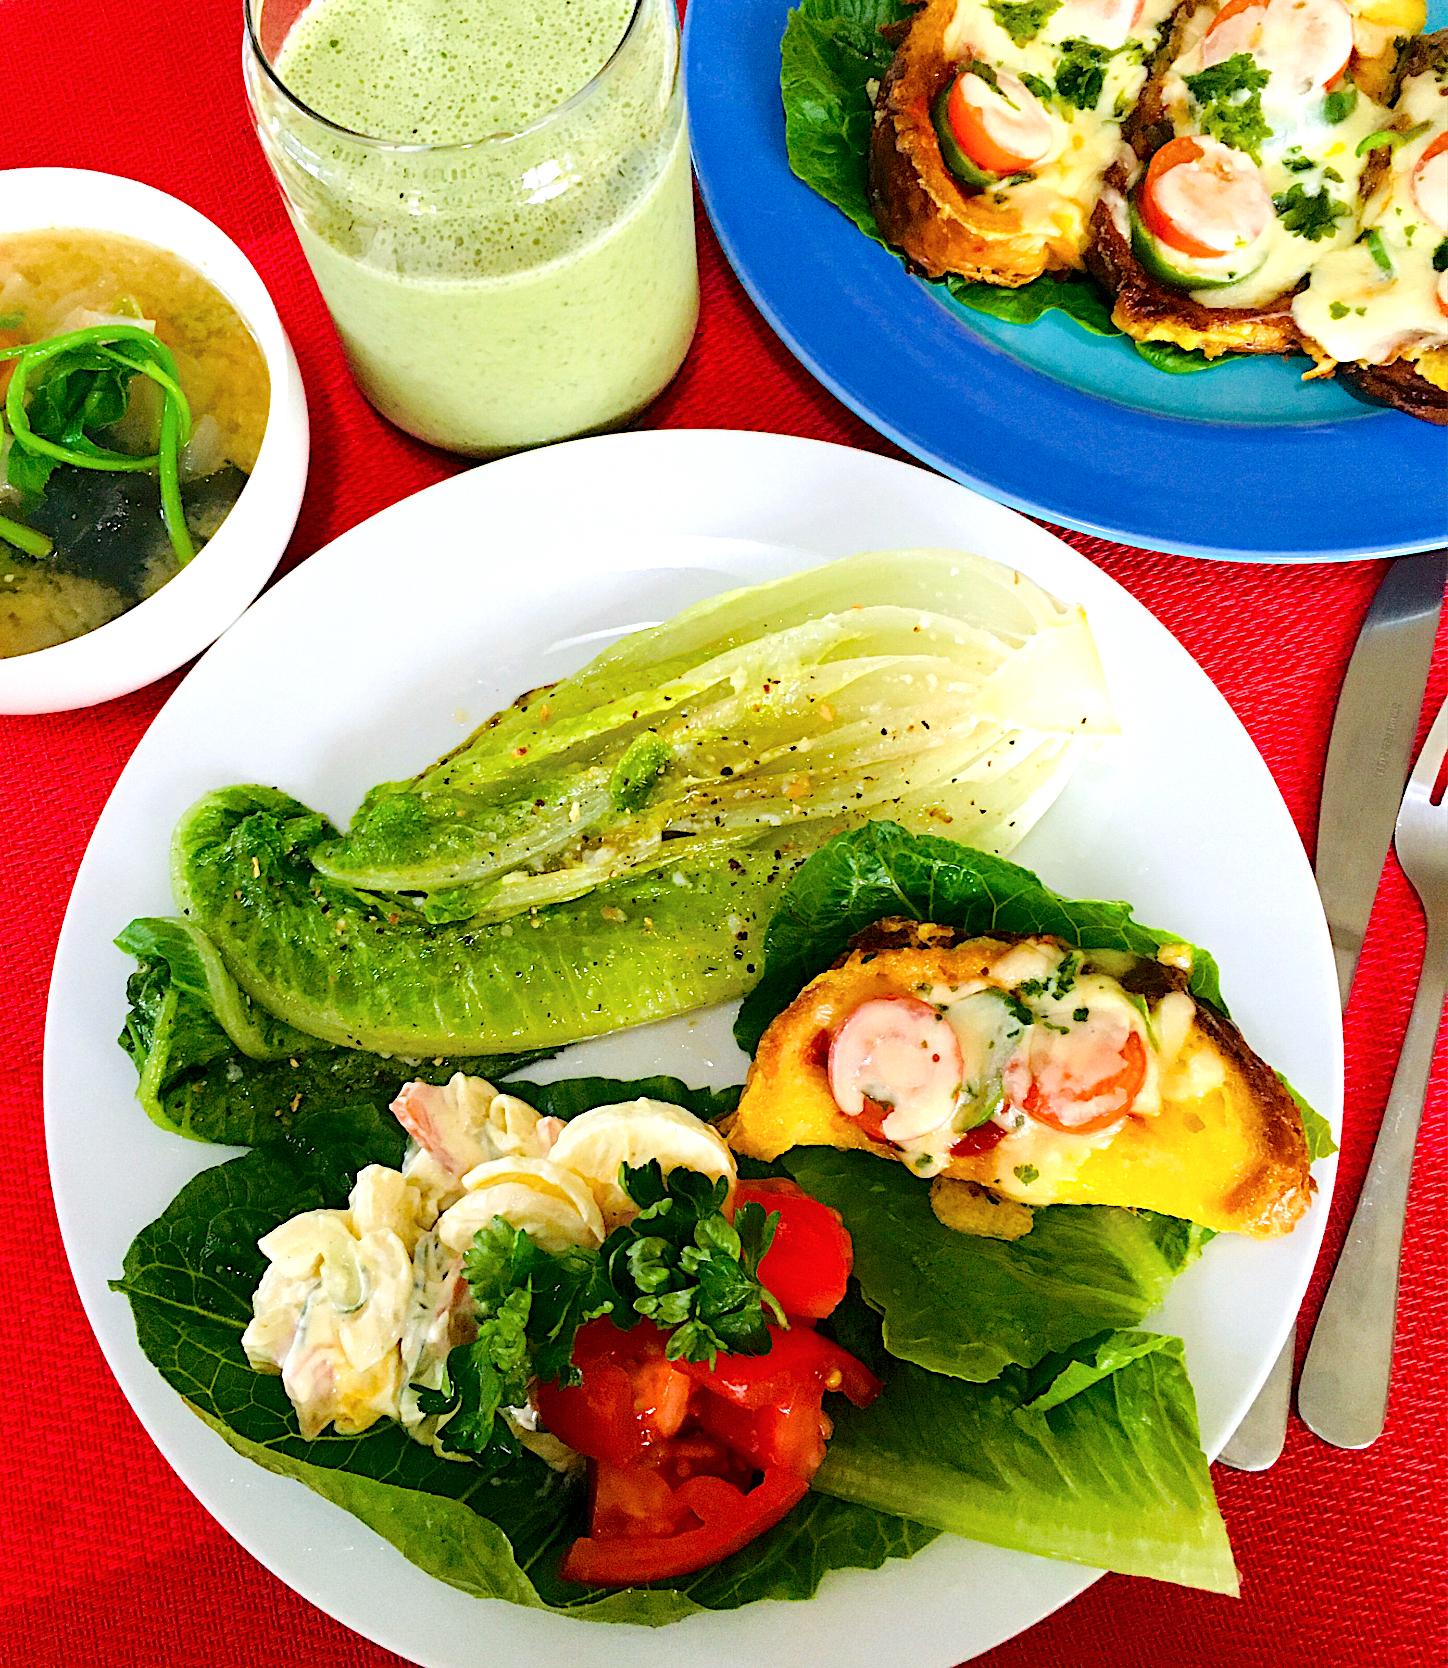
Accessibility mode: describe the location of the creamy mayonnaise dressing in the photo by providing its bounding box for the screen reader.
[1293,63,1448,368]
[941,0,1181,242]
[1151,0,1397,307]
[824,937,1201,1186]
[243,1077,735,1449]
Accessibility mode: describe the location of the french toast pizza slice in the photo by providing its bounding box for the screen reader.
[1086,0,1423,356]
[726,920,1313,1239]
[869,0,1185,283]
[1292,31,1448,420]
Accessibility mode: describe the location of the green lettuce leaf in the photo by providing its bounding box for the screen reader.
[736,821,1226,1054]
[171,785,809,1055]
[111,1091,935,1620]
[1281,1075,1337,1161]
[816,1295,1238,1593]
[781,0,908,237]
[1131,339,1240,375]
[784,1147,1212,1380]
[944,270,1121,336]
[507,1075,742,1125]
[116,917,549,1167]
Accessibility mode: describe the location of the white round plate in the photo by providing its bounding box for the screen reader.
[45,430,1341,1667]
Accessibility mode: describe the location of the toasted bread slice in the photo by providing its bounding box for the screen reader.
[1088,0,1415,357]
[869,0,1179,285]
[726,922,1313,1239]
[1292,34,1448,422]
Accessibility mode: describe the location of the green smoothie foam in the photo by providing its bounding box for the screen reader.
[258,0,697,453]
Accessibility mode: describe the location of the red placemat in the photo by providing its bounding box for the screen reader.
[1,3,1443,1665]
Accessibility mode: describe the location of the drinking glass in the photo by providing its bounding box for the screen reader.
[243,0,698,455]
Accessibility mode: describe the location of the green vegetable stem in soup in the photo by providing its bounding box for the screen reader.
[0,229,269,659]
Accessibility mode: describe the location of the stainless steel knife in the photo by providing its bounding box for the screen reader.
[1216,547,1447,1473]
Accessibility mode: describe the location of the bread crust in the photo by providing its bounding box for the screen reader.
[1337,355,1448,422]
[727,920,1314,1239]
[868,0,1083,284]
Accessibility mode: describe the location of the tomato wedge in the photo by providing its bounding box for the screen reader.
[733,1179,853,1319]
[546,1187,877,1586]
[946,65,1054,178]
[561,1467,810,1585]
[681,1323,881,1412]
[1136,135,1272,259]
[534,1318,692,1465]
[1202,0,1352,92]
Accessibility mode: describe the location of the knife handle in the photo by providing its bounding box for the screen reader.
[1298,922,1448,1448]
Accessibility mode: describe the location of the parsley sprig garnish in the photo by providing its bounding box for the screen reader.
[1273,184,1351,242]
[416,1162,785,1462]
[988,0,1061,46]
[1183,54,1271,163]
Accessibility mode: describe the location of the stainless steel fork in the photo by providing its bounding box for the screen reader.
[1298,692,1448,1449]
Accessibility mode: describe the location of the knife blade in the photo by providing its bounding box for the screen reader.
[1216,547,1447,1473]
[1316,550,1448,1006]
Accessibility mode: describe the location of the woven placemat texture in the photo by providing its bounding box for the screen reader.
[1,1,1443,1664]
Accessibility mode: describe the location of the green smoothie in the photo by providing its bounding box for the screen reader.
[251,0,697,453]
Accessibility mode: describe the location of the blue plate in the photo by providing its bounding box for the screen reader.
[683,0,1448,560]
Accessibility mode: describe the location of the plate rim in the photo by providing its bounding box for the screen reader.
[45,429,1343,1666]
[681,0,1448,563]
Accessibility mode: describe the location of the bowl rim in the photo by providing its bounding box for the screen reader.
[0,166,309,712]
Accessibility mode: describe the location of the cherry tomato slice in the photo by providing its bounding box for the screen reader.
[828,995,963,1140]
[1023,1029,1148,1134]
[1202,0,1352,91]
[733,1179,854,1319]
[947,65,1054,177]
[1413,133,1448,236]
[1137,135,1271,259]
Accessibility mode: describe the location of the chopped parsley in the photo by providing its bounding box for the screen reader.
[1282,149,1315,173]
[1054,38,1119,112]
[1072,1006,1090,1022]
[1019,70,1056,102]
[1433,237,1448,273]
[1013,1164,1040,1185]
[1273,184,1351,242]
[1328,301,1350,320]
[1324,79,1358,125]
[418,1163,788,1462]
[1183,54,1271,163]
[988,0,1062,45]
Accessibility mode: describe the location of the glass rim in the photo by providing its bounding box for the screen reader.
[243,0,651,153]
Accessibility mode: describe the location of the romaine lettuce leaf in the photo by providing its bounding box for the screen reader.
[781,0,908,237]
[736,821,1226,1054]
[816,1295,1238,1594]
[110,1135,935,1621]
[170,785,812,1054]
[784,1147,1212,1380]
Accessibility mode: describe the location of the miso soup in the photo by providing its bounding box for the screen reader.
[0,229,271,659]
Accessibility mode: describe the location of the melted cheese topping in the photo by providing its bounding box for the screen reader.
[845,939,1196,1180]
[1156,0,1396,307]
[942,0,1181,240]
[1292,67,1448,363]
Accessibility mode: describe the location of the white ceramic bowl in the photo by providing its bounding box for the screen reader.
[0,168,309,713]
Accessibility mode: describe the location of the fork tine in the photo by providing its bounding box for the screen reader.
[1405,694,1448,799]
